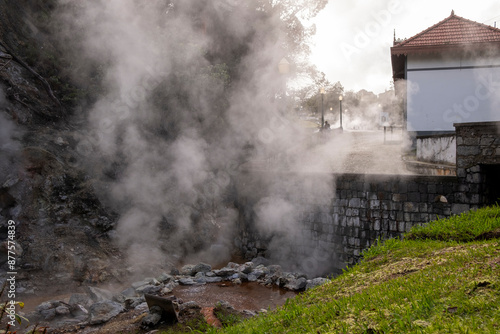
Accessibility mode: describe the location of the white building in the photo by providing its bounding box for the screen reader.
[391,11,500,136]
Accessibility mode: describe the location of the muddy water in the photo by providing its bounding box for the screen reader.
[174,282,298,310]
[22,282,298,315]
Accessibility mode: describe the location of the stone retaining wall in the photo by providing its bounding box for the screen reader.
[329,174,460,264]
[235,173,462,274]
[235,121,500,276]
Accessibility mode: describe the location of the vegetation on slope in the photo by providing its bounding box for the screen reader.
[201,205,500,333]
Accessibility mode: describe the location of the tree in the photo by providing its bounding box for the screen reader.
[297,71,344,116]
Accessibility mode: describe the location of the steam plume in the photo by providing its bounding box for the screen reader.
[59,0,338,275]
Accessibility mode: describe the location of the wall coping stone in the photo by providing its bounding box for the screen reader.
[417,133,456,140]
[454,121,500,133]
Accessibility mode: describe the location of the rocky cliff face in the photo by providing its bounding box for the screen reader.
[0,0,125,294]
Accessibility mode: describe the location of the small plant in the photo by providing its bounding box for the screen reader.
[0,282,29,334]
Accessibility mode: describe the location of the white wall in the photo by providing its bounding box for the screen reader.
[417,135,456,164]
[407,54,500,132]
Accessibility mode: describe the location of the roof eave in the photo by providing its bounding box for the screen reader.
[391,42,500,56]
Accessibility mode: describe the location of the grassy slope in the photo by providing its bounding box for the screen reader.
[210,205,500,334]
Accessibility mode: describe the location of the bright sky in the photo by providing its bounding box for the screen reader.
[309,0,500,94]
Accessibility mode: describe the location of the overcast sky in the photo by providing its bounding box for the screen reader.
[308,0,500,95]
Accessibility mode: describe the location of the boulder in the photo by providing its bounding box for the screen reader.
[135,302,149,312]
[247,269,265,282]
[121,287,138,298]
[180,264,195,276]
[141,306,163,328]
[194,272,205,279]
[69,304,89,319]
[267,265,282,275]
[40,308,56,321]
[156,272,174,283]
[204,276,223,283]
[284,277,307,291]
[136,284,163,295]
[306,277,329,290]
[55,305,71,316]
[251,256,270,267]
[192,263,212,274]
[178,278,195,285]
[239,262,254,274]
[227,262,240,269]
[194,276,208,284]
[215,300,234,311]
[161,282,177,294]
[142,312,162,328]
[86,286,114,303]
[69,293,92,308]
[125,296,146,310]
[214,267,236,277]
[247,273,258,282]
[88,301,124,325]
[36,301,58,313]
[112,294,127,304]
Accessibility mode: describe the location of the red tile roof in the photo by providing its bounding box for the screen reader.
[392,11,500,54]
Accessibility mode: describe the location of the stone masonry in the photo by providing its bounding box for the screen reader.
[455,121,500,206]
[236,121,500,275]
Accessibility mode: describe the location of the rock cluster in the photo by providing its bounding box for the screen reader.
[25,258,328,331]
[175,258,328,292]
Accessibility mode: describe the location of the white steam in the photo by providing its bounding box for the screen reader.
[59,0,342,275]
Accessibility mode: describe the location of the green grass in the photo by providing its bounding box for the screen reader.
[405,204,500,242]
[202,205,500,334]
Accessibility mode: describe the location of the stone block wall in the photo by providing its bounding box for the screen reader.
[455,121,500,205]
[236,173,461,273]
[235,121,500,275]
[329,174,459,265]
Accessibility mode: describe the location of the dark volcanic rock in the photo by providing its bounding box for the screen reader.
[306,277,329,290]
[88,300,124,325]
[284,277,307,291]
[192,262,212,274]
[251,256,270,267]
[141,306,163,328]
[69,293,92,308]
[86,286,114,303]
[178,277,196,285]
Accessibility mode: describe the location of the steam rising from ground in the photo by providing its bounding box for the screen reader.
[60,0,340,275]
